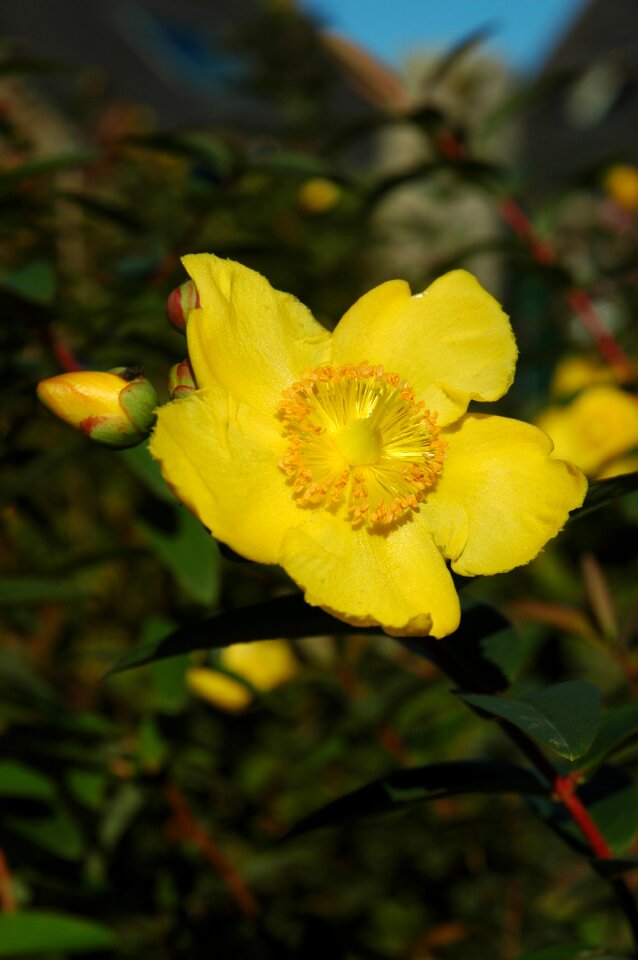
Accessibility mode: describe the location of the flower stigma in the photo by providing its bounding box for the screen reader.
[278,363,446,528]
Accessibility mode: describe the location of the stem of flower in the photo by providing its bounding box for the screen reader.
[163,781,260,921]
[415,634,638,954]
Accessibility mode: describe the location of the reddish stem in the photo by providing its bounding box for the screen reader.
[0,849,16,913]
[496,196,636,384]
[566,288,637,384]
[164,781,260,920]
[552,773,612,858]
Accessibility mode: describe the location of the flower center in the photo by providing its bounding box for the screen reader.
[277,363,446,529]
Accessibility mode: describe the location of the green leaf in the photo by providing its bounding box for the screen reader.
[122,445,220,604]
[0,260,56,303]
[592,854,638,879]
[0,577,88,605]
[458,682,601,760]
[515,949,609,960]
[574,702,638,773]
[105,594,366,676]
[571,472,638,520]
[119,443,174,501]
[137,509,220,606]
[7,803,84,860]
[0,761,56,803]
[0,151,96,186]
[0,912,115,955]
[395,597,519,693]
[286,760,546,839]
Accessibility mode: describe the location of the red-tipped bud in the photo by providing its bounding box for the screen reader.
[168,360,197,399]
[37,368,158,448]
[166,280,199,333]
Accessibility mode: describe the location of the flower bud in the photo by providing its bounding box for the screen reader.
[166,280,199,333]
[186,640,298,713]
[297,177,342,215]
[168,359,197,399]
[37,368,158,448]
[603,164,638,211]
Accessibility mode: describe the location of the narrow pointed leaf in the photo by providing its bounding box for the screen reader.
[592,854,638,879]
[571,472,638,520]
[105,594,366,676]
[0,912,115,955]
[286,760,546,839]
[459,682,601,760]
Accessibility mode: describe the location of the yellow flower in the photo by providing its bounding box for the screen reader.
[550,355,614,399]
[37,368,157,448]
[603,164,638,211]
[186,640,298,712]
[297,177,342,215]
[150,255,586,638]
[537,385,638,478]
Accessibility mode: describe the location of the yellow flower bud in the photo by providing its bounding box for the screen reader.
[603,164,638,211]
[37,368,158,448]
[186,640,298,713]
[297,177,342,215]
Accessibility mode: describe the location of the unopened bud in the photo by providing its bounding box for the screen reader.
[166,280,199,333]
[297,177,342,215]
[168,360,197,399]
[37,368,158,448]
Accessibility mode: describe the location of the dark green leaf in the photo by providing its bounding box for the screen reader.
[286,760,546,839]
[592,854,638,879]
[0,761,56,803]
[105,594,369,676]
[459,682,601,760]
[399,597,518,693]
[0,912,115,955]
[0,577,88,605]
[120,443,174,501]
[574,702,638,773]
[516,949,615,960]
[0,152,96,186]
[571,472,638,520]
[137,510,220,606]
[0,260,56,303]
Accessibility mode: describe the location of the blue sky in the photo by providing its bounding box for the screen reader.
[300,0,586,72]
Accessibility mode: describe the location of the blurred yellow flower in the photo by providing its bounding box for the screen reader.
[537,385,638,478]
[603,164,638,212]
[297,177,342,214]
[550,355,615,399]
[186,640,298,712]
[37,368,157,448]
[150,254,586,638]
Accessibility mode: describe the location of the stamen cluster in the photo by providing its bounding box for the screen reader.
[278,363,446,529]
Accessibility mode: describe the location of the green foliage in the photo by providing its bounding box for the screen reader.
[459,682,602,761]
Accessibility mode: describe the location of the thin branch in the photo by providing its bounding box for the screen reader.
[164,781,260,921]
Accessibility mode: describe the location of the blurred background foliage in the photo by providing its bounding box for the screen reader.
[3,0,638,957]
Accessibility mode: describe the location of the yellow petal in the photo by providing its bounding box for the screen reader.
[182,254,331,409]
[536,386,638,477]
[186,667,253,712]
[279,514,460,638]
[37,371,126,424]
[220,639,298,691]
[330,271,516,425]
[422,413,587,577]
[149,386,301,564]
